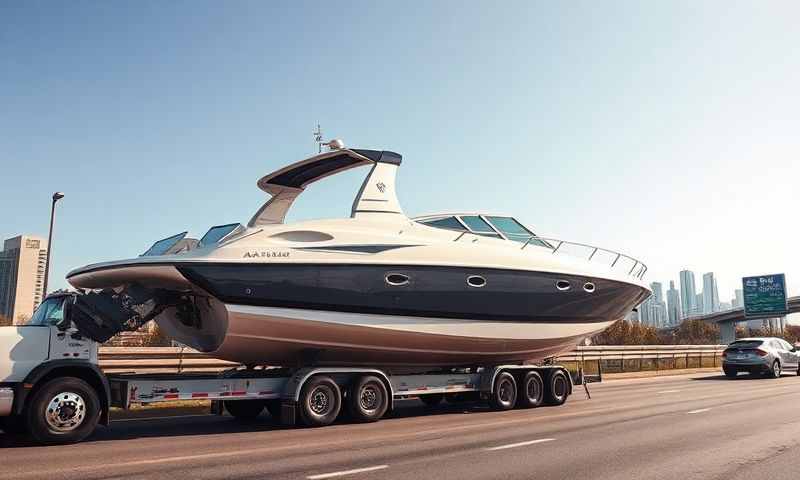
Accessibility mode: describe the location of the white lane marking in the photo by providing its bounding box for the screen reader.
[113,414,212,422]
[307,465,389,479]
[657,390,682,394]
[485,438,555,451]
[687,408,711,414]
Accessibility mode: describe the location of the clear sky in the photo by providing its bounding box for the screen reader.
[2,1,798,316]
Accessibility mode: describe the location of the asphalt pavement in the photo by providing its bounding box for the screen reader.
[2,371,800,480]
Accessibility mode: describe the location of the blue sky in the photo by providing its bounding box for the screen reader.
[2,1,798,311]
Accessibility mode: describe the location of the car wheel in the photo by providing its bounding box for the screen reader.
[770,360,781,379]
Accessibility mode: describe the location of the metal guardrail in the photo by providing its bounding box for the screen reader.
[522,237,648,280]
[98,345,724,375]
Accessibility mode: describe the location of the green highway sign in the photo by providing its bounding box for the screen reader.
[742,273,788,318]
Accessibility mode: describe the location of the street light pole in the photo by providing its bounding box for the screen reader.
[42,192,64,296]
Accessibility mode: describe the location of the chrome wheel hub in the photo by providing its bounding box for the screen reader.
[310,388,330,415]
[360,387,378,411]
[45,392,86,432]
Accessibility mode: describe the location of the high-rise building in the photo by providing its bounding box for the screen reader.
[666,280,681,326]
[679,270,697,318]
[696,293,704,315]
[719,301,731,311]
[0,235,48,324]
[640,282,668,328]
[702,272,720,314]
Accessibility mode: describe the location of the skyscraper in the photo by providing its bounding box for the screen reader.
[702,272,720,314]
[640,282,668,328]
[0,235,48,324]
[679,270,697,317]
[667,281,681,326]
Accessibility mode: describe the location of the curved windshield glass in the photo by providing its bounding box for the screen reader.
[142,232,188,256]
[199,223,242,247]
[486,216,551,248]
[26,297,66,326]
[420,217,466,231]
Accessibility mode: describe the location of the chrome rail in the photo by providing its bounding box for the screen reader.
[521,236,648,280]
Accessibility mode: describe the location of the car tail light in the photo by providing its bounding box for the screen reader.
[755,349,769,357]
[722,350,728,358]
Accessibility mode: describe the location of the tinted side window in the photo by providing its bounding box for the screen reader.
[421,217,466,231]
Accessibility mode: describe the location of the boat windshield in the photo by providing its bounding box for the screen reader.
[416,214,551,248]
[199,223,243,247]
[141,232,188,256]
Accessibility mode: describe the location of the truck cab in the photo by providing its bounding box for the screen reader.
[0,293,109,444]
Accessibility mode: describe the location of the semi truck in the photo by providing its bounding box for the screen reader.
[0,292,577,445]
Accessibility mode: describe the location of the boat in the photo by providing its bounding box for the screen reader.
[65,141,651,367]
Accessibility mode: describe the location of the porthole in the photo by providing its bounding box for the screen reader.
[467,275,487,288]
[583,282,596,293]
[556,280,571,291]
[385,273,410,286]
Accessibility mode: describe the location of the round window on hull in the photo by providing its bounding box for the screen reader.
[385,273,410,286]
[556,280,571,291]
[467,275,487,288]
[583,282,596,293]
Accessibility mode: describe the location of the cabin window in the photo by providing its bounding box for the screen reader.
[459,216,502,238]
[420,217,466,231]
[486,216,550,248]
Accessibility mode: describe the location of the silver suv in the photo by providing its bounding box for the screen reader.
[722,337,800,378]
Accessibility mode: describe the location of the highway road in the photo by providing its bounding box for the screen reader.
[2,371,800,480]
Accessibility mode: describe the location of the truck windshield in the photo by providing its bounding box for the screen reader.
[26,297,66,326]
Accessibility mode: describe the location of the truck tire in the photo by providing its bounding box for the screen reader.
[225,400,265,420]
[419,393,444,407]
[347,375,388,423]
[544,370,569,406]
[517,371,544,408]
[299,376,341,427]
[489,372,517,411]
[26,377,100,445]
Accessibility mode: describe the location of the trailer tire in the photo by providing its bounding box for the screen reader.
[347,375,388,423]
[544,370,569,406]
[26,377,100,445]
[225,400,265,420]
[517,371,544,408]
[489,372,517,411]
[299,376,341,427]
[419,393,444,407]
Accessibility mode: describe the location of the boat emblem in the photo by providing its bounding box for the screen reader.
[243,251,290,258]
[376,182,386,193]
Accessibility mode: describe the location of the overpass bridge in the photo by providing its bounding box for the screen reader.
[687,295,800,343]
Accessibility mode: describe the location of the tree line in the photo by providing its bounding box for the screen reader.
[592,319,800,346]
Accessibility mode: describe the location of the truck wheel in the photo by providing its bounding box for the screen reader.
[299,376,341,427]
[26,377,100,445]
[419,393,444,407]
[544,370,569,406]
[489,372,517,411]
[225,400,265,420]
[347,375,388,423]
[517,371,544,408]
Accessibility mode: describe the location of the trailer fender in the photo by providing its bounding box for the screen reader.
[284,367,393,407]
[16,360,111,425]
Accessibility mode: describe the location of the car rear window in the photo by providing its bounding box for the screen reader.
[728,341,763,349]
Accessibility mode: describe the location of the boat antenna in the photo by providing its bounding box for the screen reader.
[314,124,323,153]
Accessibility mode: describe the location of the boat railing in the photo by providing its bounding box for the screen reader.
[523,236,647,280]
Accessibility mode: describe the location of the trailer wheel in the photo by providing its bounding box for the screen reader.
[26,377,100,445]
[489,372,517,411]
[225,400,265,420]
[544,370,569,406]
[299,376,341,427]
[347,375,388,423]
[419,393,444,407]
[517,371,544,408]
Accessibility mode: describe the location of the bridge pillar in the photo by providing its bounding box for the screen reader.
[719,320,736,345]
